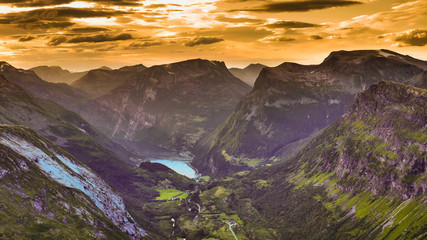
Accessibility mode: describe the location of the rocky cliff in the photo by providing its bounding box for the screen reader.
[194,49,427,176]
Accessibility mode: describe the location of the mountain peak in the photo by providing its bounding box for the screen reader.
[167,58,227,70]
[321,49,382,65]
[0,61,15,71]
[245,63,266,70]
[348,81,426,118]
[98,66,112,70]
[118,64,146,72]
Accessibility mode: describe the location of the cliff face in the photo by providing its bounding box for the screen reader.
[229,63,267,86]
[30,66,87,84]
[291,81,426,199]
[92,59,251,152]
[0,125,146,239]
[194,50,427,176]
[71,64,147,97]
[188,82,426,239]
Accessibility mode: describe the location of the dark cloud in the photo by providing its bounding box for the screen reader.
[46,33,133,46]
[0,0,142,7]
[93,0,143,6]
[266,20,319,29]
[263,36,295,42]
[145,4,168,8]
[184,36,224,47]
[0,7,127,29]
[0,0,73,7]
[180,27,271,42]
[127,40,162,49]
[18,35,35,42]
[71,27,110,33]
[47,36,67,46]
[277,37,295,41]
[67,33,133,43]
[231,0,362,12]
[393,30,427,46]
[310,35,323,40]
[215,15,264,23]
[0,8,127,24]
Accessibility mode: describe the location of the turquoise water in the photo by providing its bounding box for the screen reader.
[150,160,197,178]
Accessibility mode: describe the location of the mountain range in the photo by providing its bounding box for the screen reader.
[193,49,427,176]
[185,81,426,239]
[30,66,111,84]
[0,49,425,239]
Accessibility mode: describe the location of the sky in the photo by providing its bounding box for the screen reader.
[0,0,426,71]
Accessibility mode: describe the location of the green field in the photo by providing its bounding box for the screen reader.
[155,188,188,200]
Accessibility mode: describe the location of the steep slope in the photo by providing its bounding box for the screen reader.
[1,61,87,109]
[30,66,88,84]
[195,49,427,175]
[229,63,267,86]
[185,82,426,239]
[0,125,146,239]
[71,64,146,97]
[0,62,118,139]
[0,74,197,237]
[91,59,251,152]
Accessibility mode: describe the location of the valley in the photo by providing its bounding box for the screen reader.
[0,49,426,239]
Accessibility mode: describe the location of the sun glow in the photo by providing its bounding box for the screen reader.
[143,0,218,6]
[72,17,119,26]
[58,1,96,8]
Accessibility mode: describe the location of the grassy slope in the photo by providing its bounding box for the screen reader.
[182,82,427,239]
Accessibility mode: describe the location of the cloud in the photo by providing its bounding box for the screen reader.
[144,4,168,8]
[231,0,362,12]
[46,33,133,46]
[18,35,35,42]
[47,36,67,46]
[127,40,162,48]
[0,0,73,7]
[70,27,110,33]
[259,36,296,42]
[310,35,323,40]
[0,7,128,30]
[215,15,264,24]
[265,20,319,29]
[93,0,143,6]
[180,27,271,42]
[0,0,143,7]
[381,29,427,47]
[184,36,224,47]
[67,33,133,43]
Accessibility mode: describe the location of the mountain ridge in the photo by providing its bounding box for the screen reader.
[193,49,427,176]
[183,81,426,239]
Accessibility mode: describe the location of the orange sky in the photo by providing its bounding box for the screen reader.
[0,0,426,71]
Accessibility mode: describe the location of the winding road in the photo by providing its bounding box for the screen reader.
[223,220,238,240]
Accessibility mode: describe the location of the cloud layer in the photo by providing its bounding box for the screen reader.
[0,0,425,70]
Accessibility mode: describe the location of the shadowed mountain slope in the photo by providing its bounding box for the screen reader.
[194,49,427,176]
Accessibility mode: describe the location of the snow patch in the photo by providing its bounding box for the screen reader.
[328,99,340,105]
[0,134,147,239]
[378,50,404,61]
[0,168,9,178]
[265,97,319,108]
